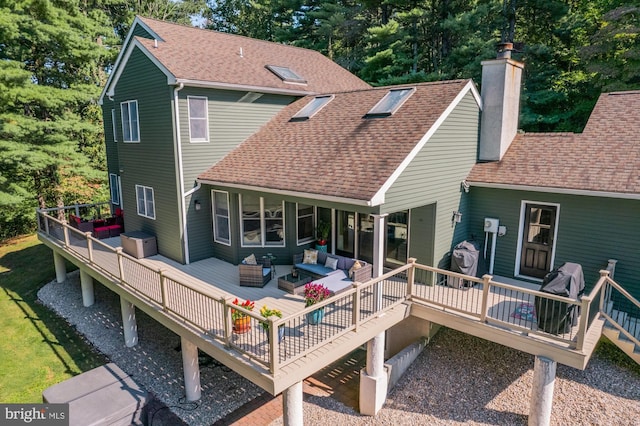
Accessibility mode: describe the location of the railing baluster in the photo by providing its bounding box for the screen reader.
[116,248,125,285]
[407,257,416,297]
[85,232,94,263]
[353,282,362,331]
[159,268,168,312]
[480,274,492,322]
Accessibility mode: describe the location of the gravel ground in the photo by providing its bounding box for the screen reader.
[38,271,263,426]
[271,328,640,426]
[39,272,639,426]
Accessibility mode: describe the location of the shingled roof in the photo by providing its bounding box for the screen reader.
[467,91,640,198]
[102,16,369,101]
[198,80,477,205]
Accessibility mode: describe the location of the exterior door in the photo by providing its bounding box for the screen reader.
[520,203,557,278]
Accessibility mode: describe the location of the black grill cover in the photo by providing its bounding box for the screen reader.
[535,262,585,334]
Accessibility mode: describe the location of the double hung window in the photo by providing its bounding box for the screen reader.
[121,100,140,142]
[188,96,209,142]
[136,185,155,219]
[213,191,230,245]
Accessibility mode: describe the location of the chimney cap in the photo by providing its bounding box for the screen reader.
[497,42,513,59]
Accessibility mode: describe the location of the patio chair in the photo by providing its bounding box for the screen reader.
[239,256,272,287]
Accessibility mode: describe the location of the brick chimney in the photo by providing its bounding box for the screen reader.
[479,43,524,161]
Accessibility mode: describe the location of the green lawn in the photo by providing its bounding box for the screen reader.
[0,234,106,402]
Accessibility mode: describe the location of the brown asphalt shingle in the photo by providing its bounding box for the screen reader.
[136,17,370,94]
[198,80,473,203]
[467,91,640,196]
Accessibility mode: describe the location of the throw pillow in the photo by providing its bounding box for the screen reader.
[243,254,257,265]
[349,260,362,278]
[303,249,318,265]
[324,256,339,270]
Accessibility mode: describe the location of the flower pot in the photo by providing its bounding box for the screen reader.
[315,244,327,252]
[233,316,251,334]
[306,307,325,325]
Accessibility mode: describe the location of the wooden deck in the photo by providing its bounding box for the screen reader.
[101,237,305,316]
[37,210,608,395]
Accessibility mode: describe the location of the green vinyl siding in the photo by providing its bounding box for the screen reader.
[180,88,296,261]
[384,91,480,267]
[469,187,640,299]
[131,24,154,39]
[101,104,120,191]
[112,46,183,262]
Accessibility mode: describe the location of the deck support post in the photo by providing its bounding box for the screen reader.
[80,269,94,307]
[529,356,556,426]
[180,337,201,401]
[360,332,388,416]
[282,380,303,426]
[120,297,138,347]
[53,251,67,283]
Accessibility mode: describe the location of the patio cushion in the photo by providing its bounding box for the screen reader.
[295,262,332,277]
[243,254,257,265]
[324,256,339,270]
[303,249,318,264]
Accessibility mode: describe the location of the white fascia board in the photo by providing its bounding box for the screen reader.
[174,79,315,97]
[99,17,165,105]
[103,40,177,102]
[197,179,374,207]
[468,181,640,200]
[370,80,482,206]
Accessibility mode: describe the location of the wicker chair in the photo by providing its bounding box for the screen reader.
[239,257,272,287]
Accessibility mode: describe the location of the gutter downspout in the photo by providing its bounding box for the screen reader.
[173,83,192,264]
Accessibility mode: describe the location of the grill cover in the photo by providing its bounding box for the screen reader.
[449,241,480,288]
[535,262,585,334]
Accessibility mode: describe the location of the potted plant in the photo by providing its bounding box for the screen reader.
[315,220,330,252]
[260,305,284,343]
[304,282,331,325]
[231,298,255,334]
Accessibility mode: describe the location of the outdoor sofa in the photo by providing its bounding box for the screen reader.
[293,249,373,294]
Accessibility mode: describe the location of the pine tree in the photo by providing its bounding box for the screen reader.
[0,0,117,238]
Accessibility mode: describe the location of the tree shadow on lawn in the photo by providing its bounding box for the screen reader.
[0,241,107,380]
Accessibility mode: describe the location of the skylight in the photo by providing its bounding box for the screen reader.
[266,65,307,84]
[291,95,334,121]
[366,88,415,117]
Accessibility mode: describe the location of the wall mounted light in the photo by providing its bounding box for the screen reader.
[452,211,463,223]
[194,200,201,211]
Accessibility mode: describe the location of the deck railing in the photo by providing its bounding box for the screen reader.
[37,205,611,375]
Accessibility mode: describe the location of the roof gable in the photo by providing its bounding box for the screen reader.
[198,80,480,205]
[100,16,370,104]
[467,91,640,198]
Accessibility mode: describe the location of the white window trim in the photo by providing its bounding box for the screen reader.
[187,96,209,143]
[296,203,316,245]
[514,200,560,280]
[109,173,120,205]
[239,195,285,248]
[111,109,117,142]
[212,190,231,246]
[135,184,156,220]
[121,100,140,143]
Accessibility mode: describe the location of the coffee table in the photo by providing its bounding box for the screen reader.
[278,272,313,295]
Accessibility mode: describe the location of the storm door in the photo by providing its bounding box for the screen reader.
[519,203,557,278]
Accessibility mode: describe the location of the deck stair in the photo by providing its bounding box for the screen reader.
[602,308,640,364]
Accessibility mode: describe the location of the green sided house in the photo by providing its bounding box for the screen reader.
[36,16,638,424]
[99,16,640,309]
[99,16,371,265]
[466,90,640,300]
